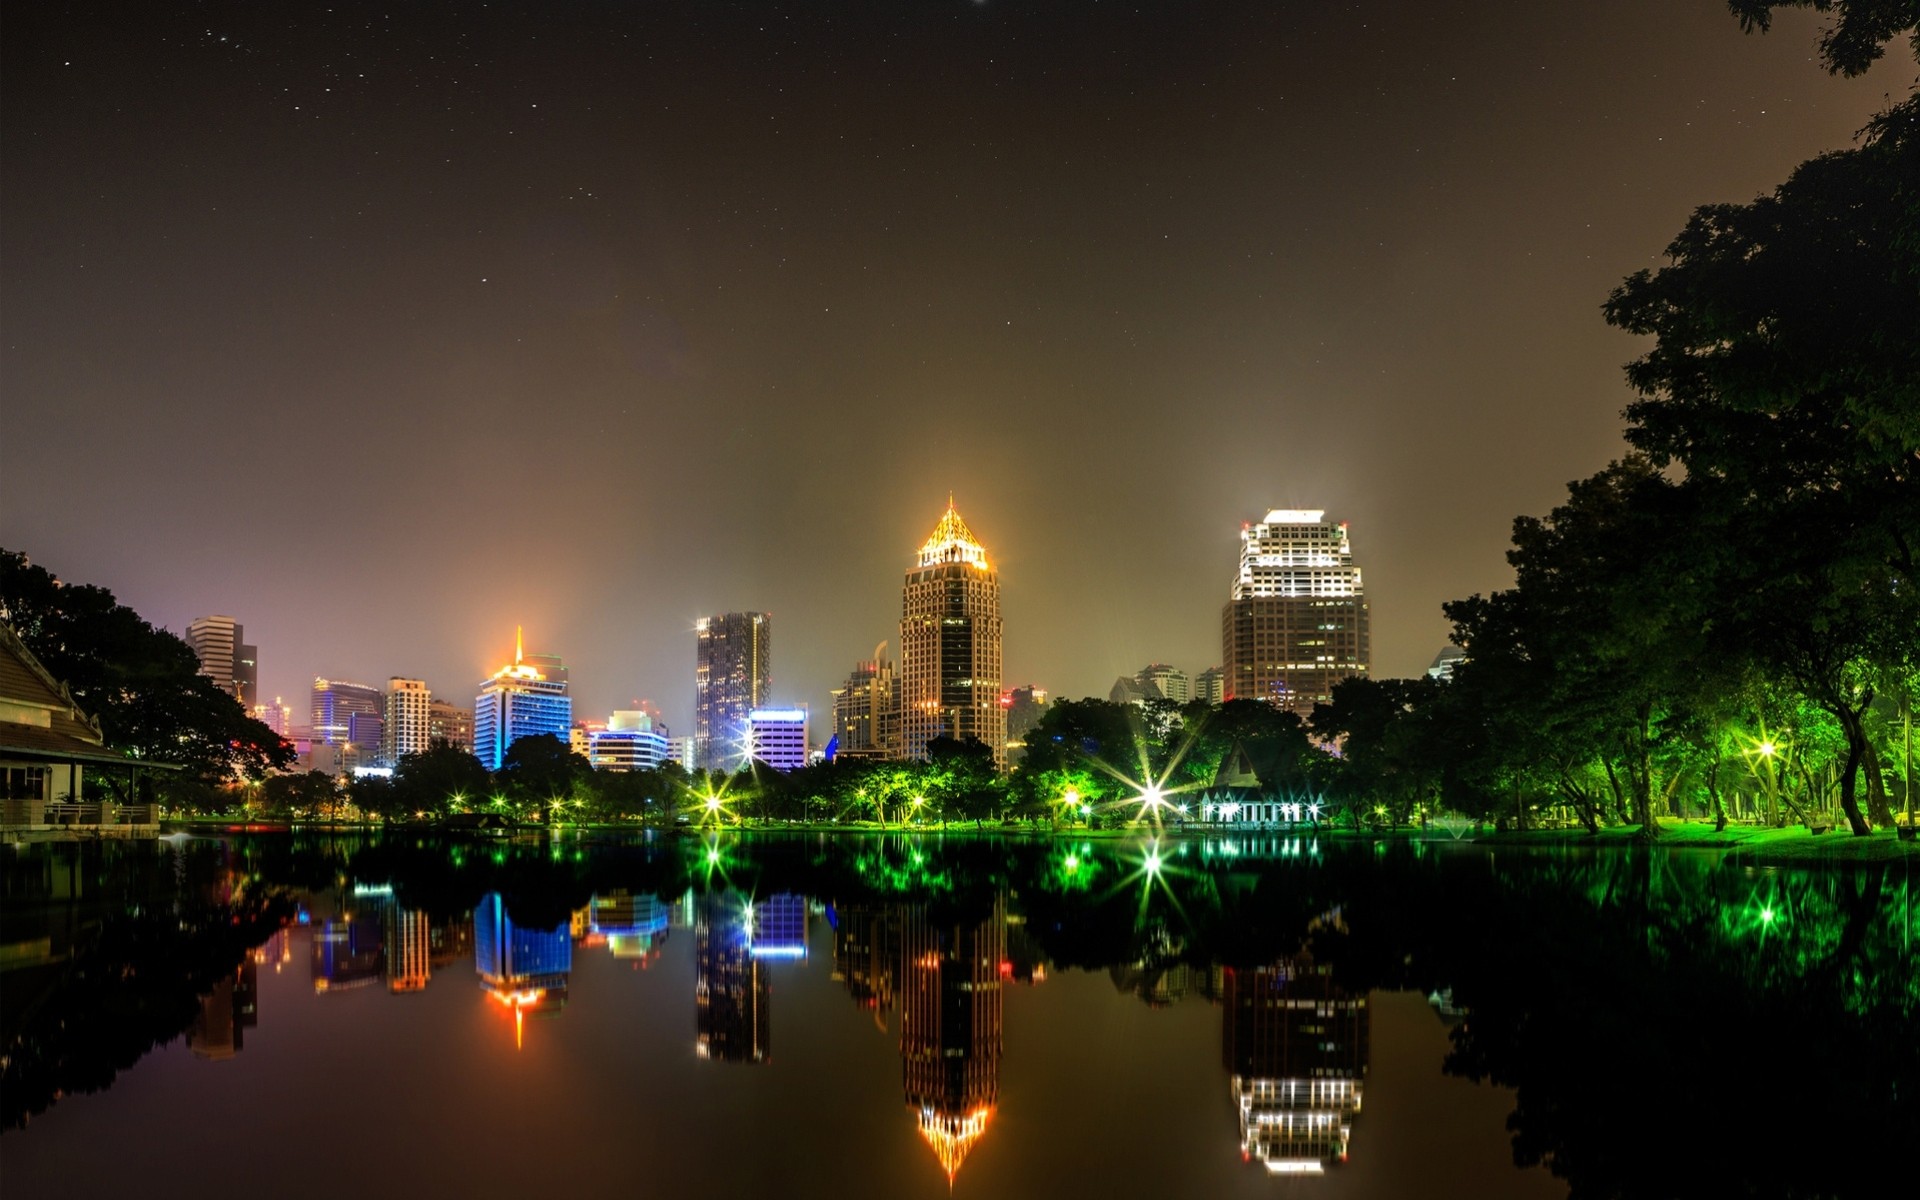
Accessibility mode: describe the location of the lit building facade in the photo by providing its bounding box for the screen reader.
[186,615,256,705]
[830,650,897,760]
[589,711,670,771]
[899,502,1005,766]
[311,678,383,747]
[750,893,809,959]
[473,629,572,771]
[900,896,1005,1183]
[1137,663,1192,704]
[1001,685,1049,763]
[1195,666,1227,705]
[250,696,293,737]
[428,699,475,754]
[384,677,433,766]
[747,707,808,771]
[1222,510,1370,716]
[695,612,771,771]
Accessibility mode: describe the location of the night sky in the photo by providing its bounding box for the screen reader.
[3,2,1908,730]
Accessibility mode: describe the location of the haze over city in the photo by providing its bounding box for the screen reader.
[3,2,1906,728]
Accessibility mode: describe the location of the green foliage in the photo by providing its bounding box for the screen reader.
[0,550,293,791]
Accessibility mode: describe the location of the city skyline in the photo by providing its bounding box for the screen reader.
[6,4,1901,734]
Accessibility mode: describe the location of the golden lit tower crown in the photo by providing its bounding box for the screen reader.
[898,498,1005,766]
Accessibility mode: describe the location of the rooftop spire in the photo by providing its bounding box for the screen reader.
[917,498,990,569]
[515,624,524,665]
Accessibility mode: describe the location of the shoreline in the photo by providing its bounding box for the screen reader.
[144,816,1920,865]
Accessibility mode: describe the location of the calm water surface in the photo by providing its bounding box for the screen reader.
[2,833,1911,1199]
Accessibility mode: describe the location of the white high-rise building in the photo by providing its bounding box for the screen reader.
[747,707,808,772]
[1136,664,1192,704]
[1222,510,1370,716]
[186,615,256,704]
[385,678,433,765]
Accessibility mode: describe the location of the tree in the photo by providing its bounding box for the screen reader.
[257,771,341,820]
[498,734,590,823]
[0,551,293,792]
[1603,86,1920,832]
[391,744,493,818]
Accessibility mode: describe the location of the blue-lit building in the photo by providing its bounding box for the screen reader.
[750,892,808,959]
[588,711,670,771]
[473,628,572,771]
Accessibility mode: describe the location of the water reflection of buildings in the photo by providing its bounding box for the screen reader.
[474,893,571,1047]
[587,890,672,966]
[386,904,432,993]
[900,897,1005,1184]
[695,891,769,1063]
[312,908,385,993]
[832,902,897,1030]
[190,960,259,1060]
[1223,950,1369,1175]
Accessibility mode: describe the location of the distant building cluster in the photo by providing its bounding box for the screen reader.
[184,501,1376,779]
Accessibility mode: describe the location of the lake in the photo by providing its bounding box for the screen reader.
[2,832,1911,1199]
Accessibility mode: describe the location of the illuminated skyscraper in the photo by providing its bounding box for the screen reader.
[1223,950,1369,1175]
[830,649,897,760]
[384,677,432,766]
[186,615,256,705]
[311,677,383,747]
[1222,510,1370,716]
[899,501,1005,766]
[900,896,1005,1183]
[473,628,573,771]
[694,612,771,770]
[695,891,769,1064]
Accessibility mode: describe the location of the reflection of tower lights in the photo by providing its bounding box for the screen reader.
[487,987,548,1050]
[917,1105,994,1182]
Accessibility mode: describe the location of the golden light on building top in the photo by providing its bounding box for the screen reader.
[899,498,1005,765]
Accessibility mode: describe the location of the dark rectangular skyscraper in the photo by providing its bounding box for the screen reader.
[694,612,770,771]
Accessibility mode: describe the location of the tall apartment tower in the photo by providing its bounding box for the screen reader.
[384,678,433,765]
[427,699,475,754]
[186,615,256,705]
[473,628,573,771]
[830,647,897,760]
[694,612,771,771]
[899,501,1005,766]
[1222,510,1370,716]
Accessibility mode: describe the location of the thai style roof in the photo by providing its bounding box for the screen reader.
[0,622,136,765]
[1213,740,1262,789]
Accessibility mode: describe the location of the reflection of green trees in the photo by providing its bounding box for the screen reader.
[2,842,290,1131]
[9,831,1913,1194]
